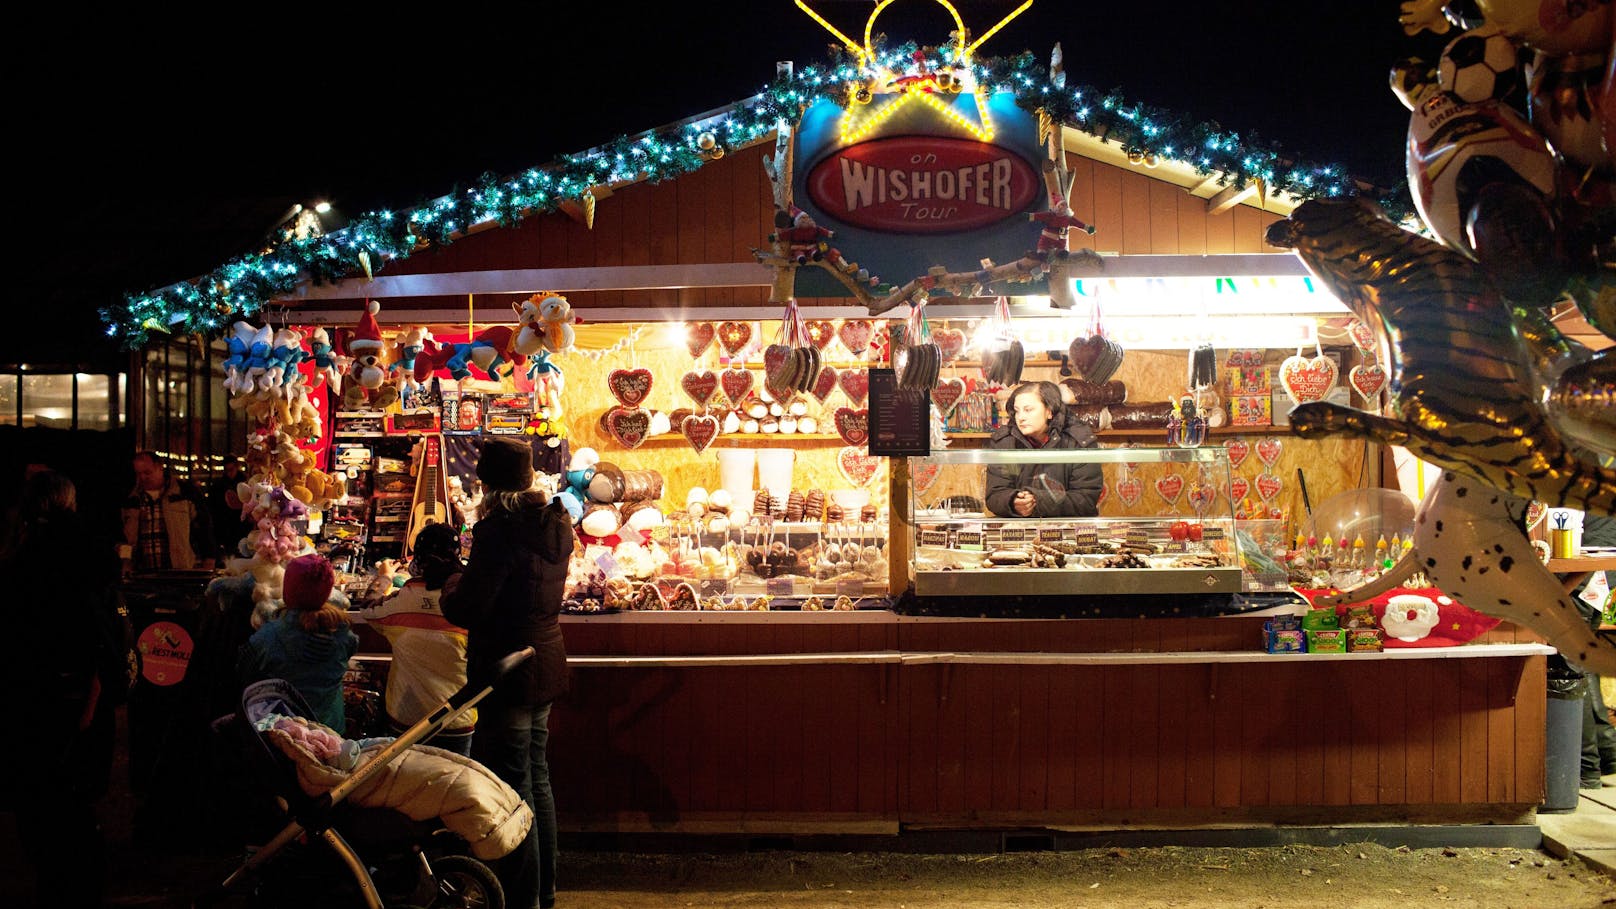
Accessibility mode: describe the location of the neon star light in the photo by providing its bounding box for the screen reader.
[796,0,1033,144]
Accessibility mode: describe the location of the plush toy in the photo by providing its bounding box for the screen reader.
[1029,197,1095,258]
[558,447,599,524]
[773,206,835,266]
[342,301,400,410]
[448,476,483,528]
[414,298,547,383]
[265,327,307,396]
[394,325,432,397]
[222,321,257,394]
[534,292,575,354]
[308,327,345,394]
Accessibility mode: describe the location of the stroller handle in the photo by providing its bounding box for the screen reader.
[449,646,536,711]
[493,646,536,679]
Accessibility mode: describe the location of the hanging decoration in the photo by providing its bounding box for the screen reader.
[833,406,870,446]
[1256,436,1284,467]
[838,367,870,406]
[1154,472,1184,508]
[1224,438,1250,470]
[685,321,716,359]
[836,445,881,487]
[1278,338,1338,406]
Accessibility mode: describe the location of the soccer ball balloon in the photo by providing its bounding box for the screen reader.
[1437,28,1524,104]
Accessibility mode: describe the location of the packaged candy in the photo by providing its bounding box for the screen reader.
[1306,628,1347,654]
[1347,628,1385,653]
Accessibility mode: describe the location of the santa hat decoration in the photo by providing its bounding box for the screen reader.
[347,300,384,353]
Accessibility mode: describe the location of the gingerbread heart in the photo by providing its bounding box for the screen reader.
[1256,436,1283,467]
[930,377,966,416]
[1255,473,1283,502]
[833,407,869,447]
[837,446,880,487]
[1224,438,1250,470]
[1525,500,1547,531]
[1348,319,1376,352]
[717,321,753,358]
[607,368,653,408]
[932,327,967,362]
[1155,473,1184,506]
[680,413,720,454]
[810,366,839,404]
[1116,476,1143,507]
[1278,353,1337,406]
[720,368,754,406]
[838,368,869,406]
[1349,362,1386,403]
[686,322,716,359]
[666,582,699,611]
[1229,476,1250,505]
[804,320,836,351]
[681,370,719,408]
[838,319,873,356]
[912,462,942,498]
[604,406,652,449]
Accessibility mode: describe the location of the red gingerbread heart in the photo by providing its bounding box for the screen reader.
[604,406,652,449]
[838,368,869,406]
[833,407,870,447]
[930,377,966,415]
[607,368,653,408]
[1256,436,1283,467]
[912,462,942,498]
[1349,362,1386,403]
[1229,476,1250,504]
[1278,353,1337,406]
[681,370,719,408]
[1115,476,1143,507]
[932,327,967,362]
[717,321,753,358]
[837,319,873,357]
[837,446,880,487]
[1155,473,1184,506]
[1348,319,1376,352]
[804,320,836,351]
[1224,438,1250,470]
[680,414,720,454]
[686,322,716,359]
[720,368,754,406]
[1255,473,1283,502]
[811,365,838,404]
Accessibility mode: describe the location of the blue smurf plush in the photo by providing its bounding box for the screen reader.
[558,446,599,524]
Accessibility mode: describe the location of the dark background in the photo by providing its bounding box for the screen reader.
[12,2,1443,366]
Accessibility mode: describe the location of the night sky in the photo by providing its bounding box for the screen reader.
[14,1,1443,364]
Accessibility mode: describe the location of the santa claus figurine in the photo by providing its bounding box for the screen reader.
[773,205,836,266]
[1028,197,1095,258]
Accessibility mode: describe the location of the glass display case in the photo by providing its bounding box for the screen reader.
[908,447,1243,597]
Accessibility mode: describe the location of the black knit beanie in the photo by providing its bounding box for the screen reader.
[476,437,535,492]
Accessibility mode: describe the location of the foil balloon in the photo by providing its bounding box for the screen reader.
[1265,199,1616,515]
[1473,0,1613,55]
[1526,49,1614,171]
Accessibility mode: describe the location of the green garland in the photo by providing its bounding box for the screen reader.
[104,41,1408,349]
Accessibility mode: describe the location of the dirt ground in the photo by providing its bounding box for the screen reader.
[555,846,1616,909]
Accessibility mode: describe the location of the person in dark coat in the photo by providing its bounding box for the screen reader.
[441,436,575,909]
[984,380,1104,518]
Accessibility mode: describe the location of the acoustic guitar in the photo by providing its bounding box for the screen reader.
[406,435,449,550]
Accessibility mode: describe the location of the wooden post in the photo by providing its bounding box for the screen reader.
[888,456,912,596]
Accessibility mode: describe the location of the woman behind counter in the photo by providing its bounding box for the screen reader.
[985,380,1104,518]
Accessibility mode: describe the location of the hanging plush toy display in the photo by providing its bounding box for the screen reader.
[413,296,548,384]
[342,300,401,410]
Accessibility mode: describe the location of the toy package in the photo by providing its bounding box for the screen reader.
[1264,614,1305,654]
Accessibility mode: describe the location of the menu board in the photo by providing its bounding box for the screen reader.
[868,368,931,456]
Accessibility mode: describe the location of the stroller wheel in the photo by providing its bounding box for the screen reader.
[429,855,503,909]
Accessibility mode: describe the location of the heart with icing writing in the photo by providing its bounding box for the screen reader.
[1188,483,1216,515]
[1229,476,1250,504]
[720,368,754,406]
[1155,473,1184,507]
[837,446,881,487]
[1115,476,1143,507]
[608,368,653,408]
[810,366,839,404]
[717,321,753,358]
[680,413,720,454]
[931,377,966,416]
[1349,362,1386,403]
[604,406,652,450]
[1278,353,1337,406]
[912,462,942,498]
[833,407,869,447]
[1525,500,1547,531]
[1256,436,1283,467]
[932,327,967,362]
[1348,319,1376,352]
[681,370,719,408]
[838,368,869,406]
[686,322,716,359]
[837,319,873,357]
[1255,473,1283,502]
[1224,438,1250,470]
[804,320,836,351]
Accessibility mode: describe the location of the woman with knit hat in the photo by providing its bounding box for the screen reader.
[442,436,575,909]
[239,553,358,732]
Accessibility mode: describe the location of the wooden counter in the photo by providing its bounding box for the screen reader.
[545,613,1549,834]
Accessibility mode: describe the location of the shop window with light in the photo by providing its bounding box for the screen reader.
[6,370,125,430]
[0,374,16,426]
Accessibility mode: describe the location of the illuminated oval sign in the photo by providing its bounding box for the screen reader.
[806,137,1041,235]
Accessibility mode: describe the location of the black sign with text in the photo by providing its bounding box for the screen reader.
[868,367,931,456]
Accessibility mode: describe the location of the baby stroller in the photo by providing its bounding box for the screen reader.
[202,648,534,909]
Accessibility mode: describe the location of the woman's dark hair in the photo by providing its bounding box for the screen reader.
[411,522,463,589]
[21,469,76,522]
[1007,380,1067,434]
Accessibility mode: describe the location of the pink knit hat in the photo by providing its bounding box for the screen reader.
[282,554,335,611]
